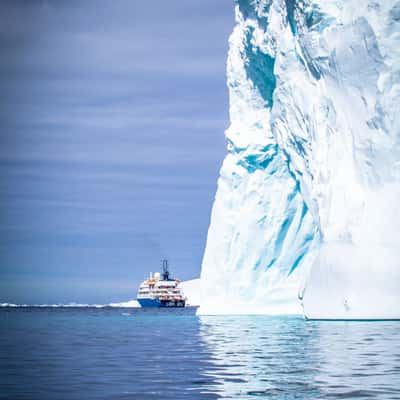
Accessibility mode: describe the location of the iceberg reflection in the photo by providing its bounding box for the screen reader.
[198,316,400,399]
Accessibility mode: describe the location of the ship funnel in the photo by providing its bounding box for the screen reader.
[161,259,170,280]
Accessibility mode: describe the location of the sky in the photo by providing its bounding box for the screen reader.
[0,0,234,304]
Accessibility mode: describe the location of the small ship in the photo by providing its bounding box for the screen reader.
[137,260,186,307]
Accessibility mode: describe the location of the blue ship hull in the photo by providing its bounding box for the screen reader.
[137,298,161,308]
[137,298,185,308]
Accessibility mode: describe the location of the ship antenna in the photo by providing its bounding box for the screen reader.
[162,259,170,280]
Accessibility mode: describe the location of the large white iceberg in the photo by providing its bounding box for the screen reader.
[199,0,400,319]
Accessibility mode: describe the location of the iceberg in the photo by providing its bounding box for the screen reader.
[181,279,201,306]
[199,0,400,319]
[109,300,140,308]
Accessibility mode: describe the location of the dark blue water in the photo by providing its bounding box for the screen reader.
[1,308,399,399]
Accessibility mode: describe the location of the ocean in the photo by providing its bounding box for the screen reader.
[0,307,399,399]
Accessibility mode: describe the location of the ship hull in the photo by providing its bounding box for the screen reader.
[137,298,185,308]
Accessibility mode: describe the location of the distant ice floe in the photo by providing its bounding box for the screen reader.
[108,300,140,308]
[0,302,106,308]
[181,279,201,306]
[0,301,140,308]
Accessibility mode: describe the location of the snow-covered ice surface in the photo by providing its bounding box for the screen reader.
[199,0,400,319]
[181,279,201,306]
[108,300,140,308]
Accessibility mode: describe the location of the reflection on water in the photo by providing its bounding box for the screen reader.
[198,316,400,399]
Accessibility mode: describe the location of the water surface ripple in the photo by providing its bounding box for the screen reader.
[0,308,399,399]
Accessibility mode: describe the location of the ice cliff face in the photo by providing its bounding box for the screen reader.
[199,0,400,318]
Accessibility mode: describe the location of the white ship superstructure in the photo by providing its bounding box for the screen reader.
[137,260,186,307]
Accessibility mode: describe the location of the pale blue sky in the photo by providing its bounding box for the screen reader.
[0,0,234,303]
